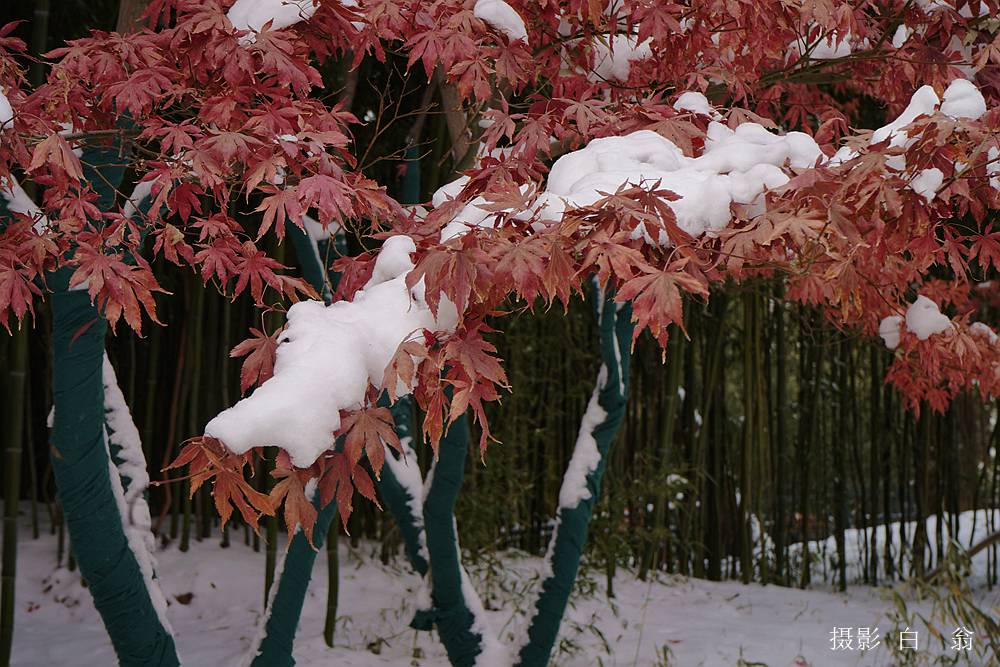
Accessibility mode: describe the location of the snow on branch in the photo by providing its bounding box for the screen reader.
[205,236,458,468]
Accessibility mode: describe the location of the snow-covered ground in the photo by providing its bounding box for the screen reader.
[10,509,1000,666]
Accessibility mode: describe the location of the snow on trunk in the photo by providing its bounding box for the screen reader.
[514,286,633,667]
[1,175,48,233]
[101,354,175,637]
[381,433,429,564]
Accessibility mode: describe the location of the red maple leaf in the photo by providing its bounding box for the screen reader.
[230,327,282,394]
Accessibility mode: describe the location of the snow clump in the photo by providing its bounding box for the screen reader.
[227,0,318,36]
[205,236,458,468]
[879,296,953,350]
[474,0,527,43]
[0,87,12,130]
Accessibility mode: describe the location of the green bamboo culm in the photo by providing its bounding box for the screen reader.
[517,283,633,667]
[49,290,179,666]
[0,327,28,666]
[323,517,338,647]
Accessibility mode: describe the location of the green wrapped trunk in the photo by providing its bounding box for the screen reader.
[4,138,179,666]
[517,287,633,667]
[379,396,428,577]
[247,495,338,667]
[50,290,179,666]
[418,411,489,666]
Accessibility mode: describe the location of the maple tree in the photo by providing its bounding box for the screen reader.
[2,0,1000,664]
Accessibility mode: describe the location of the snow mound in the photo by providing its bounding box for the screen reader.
[879,315,904,350]
[1,177,48,233]
[474,0,527,43]
[0,87,12,130]
[227,0,318,36]
[790,32,860,60]
[906,295,952,340]
[910,167,943,202]
[879,296,953,349]
[673,91,719,118]
[970,322,999,344]
[205,236,458,467]
[940,78,987,120]
[536,123,819,238]
[590,35,651,82]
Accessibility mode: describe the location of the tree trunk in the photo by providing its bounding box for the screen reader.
[247,497,338,667]
[516,286,633,667]
[50,291,179,666]
[116,0,148,32]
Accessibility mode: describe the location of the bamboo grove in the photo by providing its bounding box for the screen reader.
[6,239,1000,627]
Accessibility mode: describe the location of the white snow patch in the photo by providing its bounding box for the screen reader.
[590,35,652,82]
[538,124,818,238]
[791,32,858,60]
[381,435,429,563]
[205,236,458,468]
[0,86,12,130]
[432,176,470,209]
[302,213,340,245]
[906,295,952,340]
[558,366,608,508]
[227,0,318,38]
[909,167,943,202]
[878,314,903,350]
[673,91,720,119]
[1,177,48,233]
[474,0,527,43]
[879,296,953,349]
[457,553,509,666]
[891,24,911,48]
[940,78,987,119]
[871,85,940,148]
[970,322,999,344]
[10,509,1000,666]
[989,146,1000,190]
[123,177,156,221]
[102,355,175,637]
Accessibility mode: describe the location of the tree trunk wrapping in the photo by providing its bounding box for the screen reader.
[247,217,414,666]
[380,396,429,577]
[245,222,342,667]
[247,497,338,667]
[421,410,484,667]
[253,146,456,662]
[517,287,633,667]
[50,290,179,666]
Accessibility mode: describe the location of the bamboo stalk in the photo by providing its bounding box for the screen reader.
[324,520,339,647]
[774,284,788,583]
[1,329,29,665]
[833,338,848,592]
